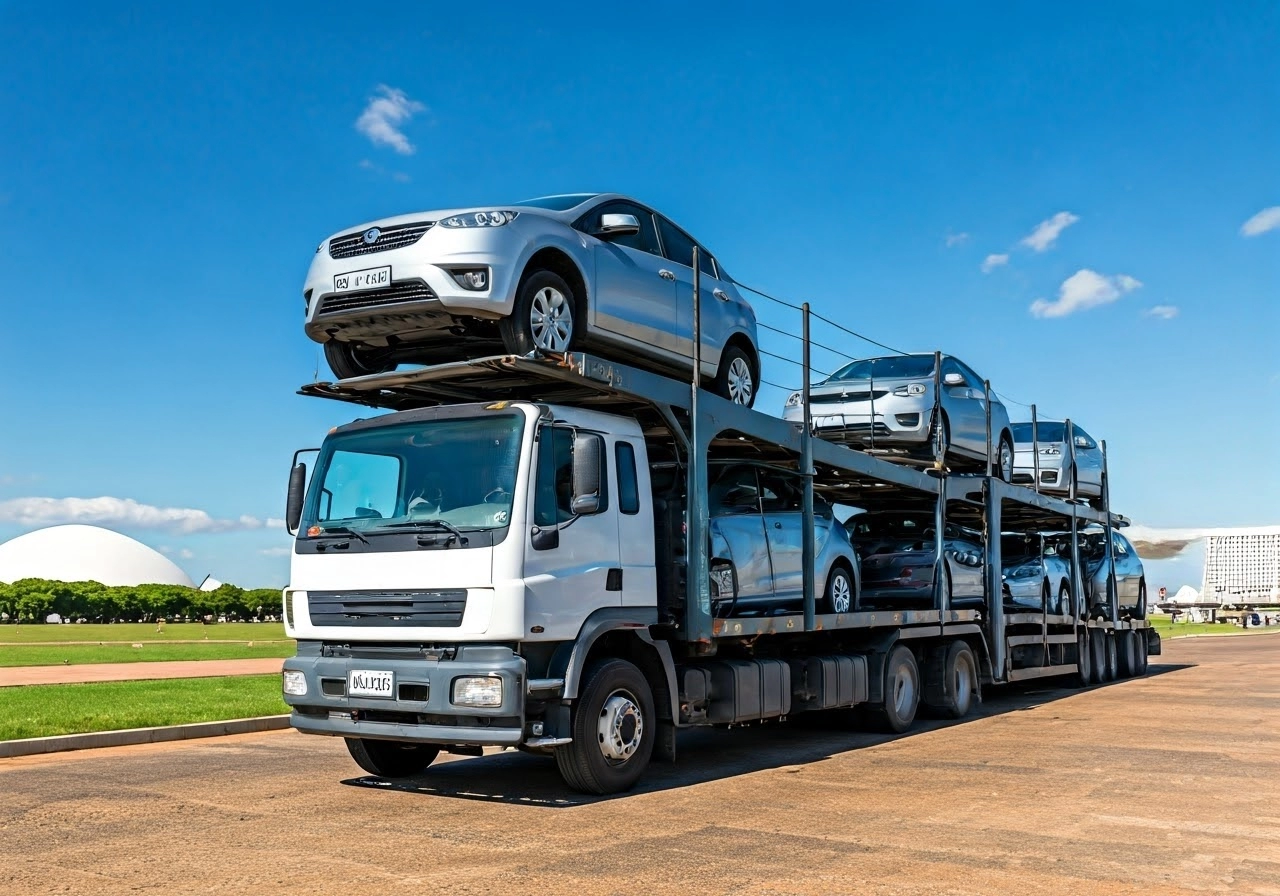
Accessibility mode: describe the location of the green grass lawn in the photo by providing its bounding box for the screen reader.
[0,622,287,644]
[0,641,295,667]
[0,675,288,741]
[1149,616,1280,638]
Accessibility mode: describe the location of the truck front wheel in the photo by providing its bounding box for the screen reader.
[345,738,440,778]
[555,659,655,795]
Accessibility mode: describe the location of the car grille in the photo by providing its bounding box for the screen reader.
[328,222,434,259]
[814,422,893,438]
[809,389,889,405]
[307,590,467,628]
[316,281,438,316]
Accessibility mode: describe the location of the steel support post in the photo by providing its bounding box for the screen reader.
[1031,404,1040,495]
[985,481,1006,680]
[1102,438,1117,624]
[801,304,816,631]
[685,247,714,651]
[933,351,947,614]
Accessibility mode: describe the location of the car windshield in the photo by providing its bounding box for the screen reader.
[1011,422,1066,443]
[845,512,933,537]
[511,193,600,211]
[301,414,524,534]
[827,355,935,382]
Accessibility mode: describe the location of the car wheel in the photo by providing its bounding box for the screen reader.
[1058,581,1072,616]
[1089,474,1108,511]
[554,659,654,794]
[324,341,396,380]
[713,345,756,407]
[931,411,951,463]
[923,640,977,719]
[500,270,577,356]
[993,432,1015,481]
[867,644,920,733]
[823,564,855,614]
[345,738,439,778]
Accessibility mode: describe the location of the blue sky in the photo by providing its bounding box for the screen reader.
[0,3,1276,590]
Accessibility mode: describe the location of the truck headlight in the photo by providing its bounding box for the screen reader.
[441,210,518,228]
[282,670,308,697]
[452,676,503,707]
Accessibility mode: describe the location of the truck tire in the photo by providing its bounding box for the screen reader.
[555,658,655,795]
[1072,630,1092,687]
[868,644,920,733]
[1088,629,1106,685]
[1116,631,1137,678]
[923,640,977,719]
[500,270,577,355]
[1133,632,1149,675]
[1102,633,1118,682]
[344,738,440,778]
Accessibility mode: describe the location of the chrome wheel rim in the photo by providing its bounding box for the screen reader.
[953,656,972,708]
[830,573,852,613]
[727,357,754,405]
[999,440,1014,480]
[597,689,643,764]
[529,287,572,352]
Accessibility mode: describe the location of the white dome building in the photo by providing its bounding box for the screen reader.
[0,525,195,587]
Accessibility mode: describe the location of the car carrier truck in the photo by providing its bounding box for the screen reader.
[280,328,1158,794]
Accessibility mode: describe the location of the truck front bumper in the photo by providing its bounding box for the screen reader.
[282,645,526,747]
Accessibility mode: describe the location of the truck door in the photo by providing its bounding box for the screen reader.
[613,439,656,608]
[522,425,622,640]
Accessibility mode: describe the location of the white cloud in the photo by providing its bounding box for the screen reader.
[1240,206,1280,237]
[355,85,426,155]
[1020,211,1079,252]
[0,497,276,535]
[1030,269,1142,319]
[981,253,1009,273]
[1144,305,1179,320]
[259,547,291,557]
[179,548,194,559]
[945,232,970,248]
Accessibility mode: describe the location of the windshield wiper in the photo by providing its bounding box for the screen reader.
[312,525,370,545]
[373,520,468,539]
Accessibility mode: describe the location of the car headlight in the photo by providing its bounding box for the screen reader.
[452,676,503,707]
[282,670,307,697]
[1040,445,1062,455]
[785,392,803,408]
[893,383,927,397]
[710,560,737,599]
[441,210,519,228]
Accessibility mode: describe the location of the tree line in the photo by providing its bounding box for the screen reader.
[0,578,283,623]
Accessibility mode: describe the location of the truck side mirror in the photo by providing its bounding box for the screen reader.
[286,463,307,534]
[571,432,604,515]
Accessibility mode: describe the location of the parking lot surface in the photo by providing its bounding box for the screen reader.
[2,635,1277,895]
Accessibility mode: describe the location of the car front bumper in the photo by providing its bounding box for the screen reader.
[282,644,527,746]
[782,395,930,447]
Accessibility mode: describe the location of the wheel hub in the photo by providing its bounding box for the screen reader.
[727,357,754,405]
[830,575,851,613]
[530,287,572,352]
[597,691,644,763]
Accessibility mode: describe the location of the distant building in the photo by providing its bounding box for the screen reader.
[0,525,195,588]
[1201,526,1280,604]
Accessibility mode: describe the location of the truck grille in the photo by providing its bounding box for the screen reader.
[316,281,438,316]
[328,222,434,259]
[809,389,889,405]
[307,590,466,627]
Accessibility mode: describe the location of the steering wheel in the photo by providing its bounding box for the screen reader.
[483,487,511,504]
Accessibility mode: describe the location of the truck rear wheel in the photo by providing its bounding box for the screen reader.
[555,658,655,795]
[1102,633,1118,682]
[344,738,440,778]
[1133,632,1149,675]
[923,640,977,719]
[1072,630,1092,687]
[1116,631,1138,678]
[868,644,920,733]
[1088,629,1107,684]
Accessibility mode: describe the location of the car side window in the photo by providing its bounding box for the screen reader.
[941,358,965,384]
[1112,535,1129,557]
[957,361,985,389]
[710,467,760,515]
[758,471,802,513]
[656,216,698,269]
[1075,428,1097,449]
[578,202,661,256]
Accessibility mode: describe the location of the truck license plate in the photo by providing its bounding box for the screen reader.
[334,266,390,293]
[348,670,394,698]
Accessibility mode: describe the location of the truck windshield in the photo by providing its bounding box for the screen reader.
[301,414,524,534]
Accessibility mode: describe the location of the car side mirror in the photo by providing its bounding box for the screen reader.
[285,463,307,534]
[571,432,604,514]
[943,372,966,387]
[1074,436,1091,448]
[594,213,640,239]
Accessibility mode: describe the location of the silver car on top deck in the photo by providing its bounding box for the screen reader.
[1011,420,1106,508]
[303,193,760,405]
[782,353,1015,480]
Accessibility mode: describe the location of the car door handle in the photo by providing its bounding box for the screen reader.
[658,269,676,281]
[713,288,730,301]
[773,522,782,529]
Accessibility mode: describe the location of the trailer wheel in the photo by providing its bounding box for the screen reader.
[344,738,440,778]
[1116,631,1138,678]
[500,270,577,355]
[1102,633,1118,682]
[869,644,920,733]
[924,640,977,719]
[1133,632,1149,675]
[555,658,654,795]
[1072,630,1092,687]
[1088,628,1107,684]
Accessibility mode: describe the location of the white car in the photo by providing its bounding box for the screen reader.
[303,193,761,405]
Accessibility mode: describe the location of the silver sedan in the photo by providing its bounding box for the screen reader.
[303,193,760,405]
[1011,421,1106,508]
[782,354,1015,479]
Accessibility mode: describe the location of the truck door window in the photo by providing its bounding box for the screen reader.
[616,442,640,515]
[535,427,611,525]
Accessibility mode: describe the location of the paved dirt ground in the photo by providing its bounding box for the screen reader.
[1,635,1277,895]
[0,658,284,687]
